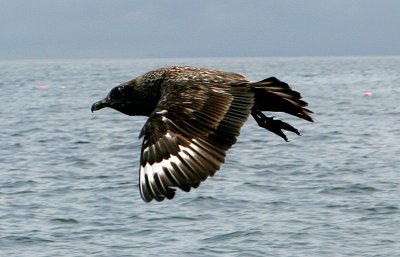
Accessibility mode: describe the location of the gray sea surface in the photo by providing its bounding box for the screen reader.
[1,57,399,257]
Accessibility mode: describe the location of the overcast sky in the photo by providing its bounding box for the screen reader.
[1,0,399,59]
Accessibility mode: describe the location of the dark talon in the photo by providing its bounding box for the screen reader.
[251,110,301,142]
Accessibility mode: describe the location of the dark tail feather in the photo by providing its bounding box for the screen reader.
[252,77,314,122]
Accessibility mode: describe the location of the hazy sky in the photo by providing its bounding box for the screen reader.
[1,0,400,59]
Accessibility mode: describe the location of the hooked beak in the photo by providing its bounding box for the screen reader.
[91,97,110,113]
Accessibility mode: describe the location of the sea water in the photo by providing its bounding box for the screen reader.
[1,56,399,256]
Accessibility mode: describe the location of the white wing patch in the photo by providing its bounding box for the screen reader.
[139,142,201,202]
[156,110,168,115]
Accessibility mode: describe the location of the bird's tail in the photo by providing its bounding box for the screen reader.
[252,77,313,122]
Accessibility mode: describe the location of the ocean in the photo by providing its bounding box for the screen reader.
[1,56,399,257]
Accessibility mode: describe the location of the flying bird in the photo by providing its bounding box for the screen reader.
[91,66,313,202]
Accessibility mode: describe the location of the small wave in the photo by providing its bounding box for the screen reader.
[50,218,79,224]
[202,230,262,242]
[147,215,197,222]
[192,195,218,202]
[364,204,399,215]
[73,140,91,144]
[1,235,54,244]
[319,183,378,194]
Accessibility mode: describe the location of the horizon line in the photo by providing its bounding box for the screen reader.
[1,54,399,62]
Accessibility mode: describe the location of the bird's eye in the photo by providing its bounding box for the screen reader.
[118,86,124,92]
[110,87,122,99]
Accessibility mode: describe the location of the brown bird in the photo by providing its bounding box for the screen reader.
[91,66,313,202]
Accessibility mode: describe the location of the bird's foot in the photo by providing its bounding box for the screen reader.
[252,110,300,142]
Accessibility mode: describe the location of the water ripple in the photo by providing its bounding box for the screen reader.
[1,57,400,257]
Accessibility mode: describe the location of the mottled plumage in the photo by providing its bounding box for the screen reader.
[91,66,313,202]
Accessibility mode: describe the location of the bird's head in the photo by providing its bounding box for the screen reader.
[91,79,159,116]
[91,82,137,116]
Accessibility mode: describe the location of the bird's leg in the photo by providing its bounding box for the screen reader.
[251,109,300,142]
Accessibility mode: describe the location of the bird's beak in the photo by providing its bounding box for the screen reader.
[91,97,110,113]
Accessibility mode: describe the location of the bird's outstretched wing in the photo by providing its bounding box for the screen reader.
[138,79,254,202]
